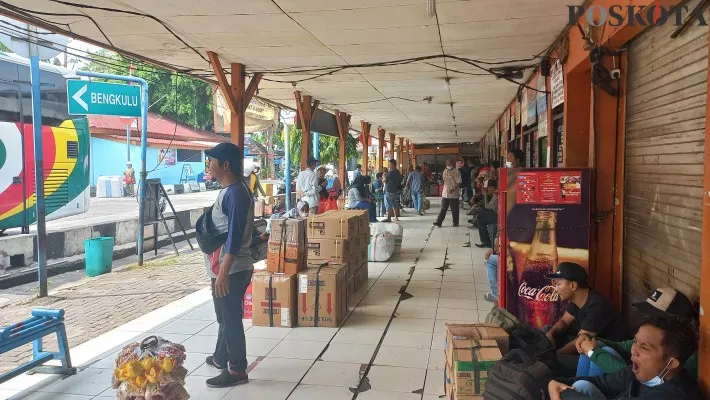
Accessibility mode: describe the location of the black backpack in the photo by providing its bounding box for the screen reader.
[195,206,228,254]
[509,327,556,363]
[483,349,551,400]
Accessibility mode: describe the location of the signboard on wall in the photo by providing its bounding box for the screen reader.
[515,97,521,125]
[526,76,537,126]
[521,89,528,126]
[504,109,510,132]
[537,76,549,138]
[159,149,176,166]
[551,60,564,109]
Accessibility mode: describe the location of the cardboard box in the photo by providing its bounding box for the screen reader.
[339,209,369,235]
[307,211,359,239]
[448,339,501,395]
[307,238,351,263]
[251,271,297,327]
[298,264,348,327]
[445,323,509,355]
[267,218,307,274]
[254,199,265,217]
[347,274,357,297]
[355,262,369,292]
[445,365,484,400]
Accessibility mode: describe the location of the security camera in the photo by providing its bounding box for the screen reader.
[610,69,621,80]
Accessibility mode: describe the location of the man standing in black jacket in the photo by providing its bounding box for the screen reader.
[548,316,701,400]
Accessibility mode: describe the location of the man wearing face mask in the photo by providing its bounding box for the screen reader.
[548,316,701,400]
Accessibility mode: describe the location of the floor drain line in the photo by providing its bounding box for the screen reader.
[350,225,436,400]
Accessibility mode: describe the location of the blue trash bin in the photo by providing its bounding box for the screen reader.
[85,237,114,277]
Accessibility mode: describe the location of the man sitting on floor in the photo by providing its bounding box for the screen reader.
[548,316,701,400]
[575,287,698,380]
[543,263,630,375]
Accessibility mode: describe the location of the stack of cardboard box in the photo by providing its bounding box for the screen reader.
[306,210,370,297]
[251,218,307,327]
[297,261,348,327]
[443,324,509,400]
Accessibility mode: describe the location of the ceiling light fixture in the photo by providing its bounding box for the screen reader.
[427,0,437,18]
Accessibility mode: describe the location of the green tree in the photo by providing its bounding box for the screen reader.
[84,49,214,131]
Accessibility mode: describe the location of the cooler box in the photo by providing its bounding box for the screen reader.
[96,176,123,198]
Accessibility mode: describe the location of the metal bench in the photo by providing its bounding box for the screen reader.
[0,308,76,384]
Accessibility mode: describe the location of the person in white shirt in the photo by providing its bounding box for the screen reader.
[433,158,462,227]
[296,156,319,215]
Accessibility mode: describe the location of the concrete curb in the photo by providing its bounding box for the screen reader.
[0,206,210,288]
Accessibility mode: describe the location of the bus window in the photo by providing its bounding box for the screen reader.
[0,83,21,123]
[17,64,70,127]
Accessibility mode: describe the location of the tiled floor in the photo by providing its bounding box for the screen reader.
[6,199,496,400]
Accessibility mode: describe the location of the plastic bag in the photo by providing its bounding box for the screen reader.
[368,231,395,262]
[113,336,189,400]
[370,223,403,255]
[319,196,339,212]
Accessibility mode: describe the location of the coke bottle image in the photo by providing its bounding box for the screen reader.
[517,210,560,329]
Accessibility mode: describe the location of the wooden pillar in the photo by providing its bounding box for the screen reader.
[361,121,371,174]
[697,28,710,398]
[405,139,410,170]
[398,138,404,170]
[207,52,261,149]
[389,133,396,165]
[294,91,319,169]
[411,143,417,166]
[335,110,351,188]
[377,128,385,173]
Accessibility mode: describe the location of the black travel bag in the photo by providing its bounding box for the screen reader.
[483,349,552,400]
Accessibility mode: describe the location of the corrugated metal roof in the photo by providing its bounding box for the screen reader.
[89,113,228,143]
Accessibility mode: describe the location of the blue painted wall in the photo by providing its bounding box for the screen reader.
[89,137,205,186]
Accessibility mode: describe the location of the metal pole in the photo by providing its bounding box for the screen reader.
[284,123,291,211]
[126,124,131,162]
[76,70,149,265]
[312,132,320,161]
[28,27,47,298]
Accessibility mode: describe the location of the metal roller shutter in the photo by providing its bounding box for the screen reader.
[623,0,707,311]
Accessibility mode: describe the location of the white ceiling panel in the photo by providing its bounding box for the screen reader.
[1,0,576,142]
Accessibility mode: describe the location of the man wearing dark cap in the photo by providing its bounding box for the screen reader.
[202,143,254,388]
[575,288,698,380]
[544,263,629,359]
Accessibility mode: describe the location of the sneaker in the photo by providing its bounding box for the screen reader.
[433,222,442,227]
[206,356,226,371]
[206,370,249,388]
[475,243,491,248]
[483,293,498,303]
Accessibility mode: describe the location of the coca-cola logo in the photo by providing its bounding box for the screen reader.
[518,282,560,302]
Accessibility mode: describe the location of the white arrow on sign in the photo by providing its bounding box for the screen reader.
[72,84,88,111]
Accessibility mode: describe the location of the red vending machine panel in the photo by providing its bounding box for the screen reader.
[498,168,591,329]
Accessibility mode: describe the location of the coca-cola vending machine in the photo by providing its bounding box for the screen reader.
[497,168,591,329]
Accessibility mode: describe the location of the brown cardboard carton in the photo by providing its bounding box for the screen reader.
[307,211,359,239]
[251,271,297,327]
[307,261,349,280]
[448,339,501,396]
[298,264,347,327]
[254,199,265,217]
[445,365,484,400]
[355,262,369,292]
[307,238,351,263]
[445,323,509,356]
[339,209,369,235]
[267,218,307,274]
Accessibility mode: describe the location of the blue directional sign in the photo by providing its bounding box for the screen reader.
[67,80,141,117]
